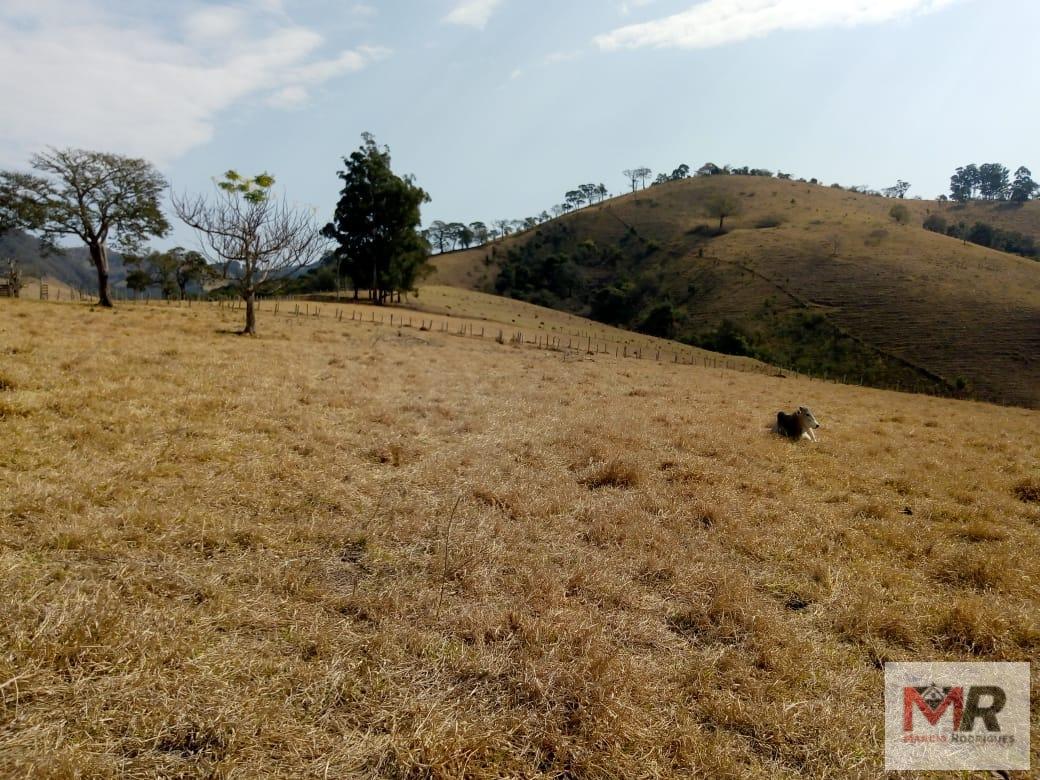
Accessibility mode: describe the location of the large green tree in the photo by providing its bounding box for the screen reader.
[322,134,431,304]
[0,148,169,306]
[1010,167,1038,202]
[173,171,327,335]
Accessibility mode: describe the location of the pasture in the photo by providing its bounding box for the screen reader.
[1,298,1038,777]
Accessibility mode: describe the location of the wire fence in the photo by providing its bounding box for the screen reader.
[7,291,992,402]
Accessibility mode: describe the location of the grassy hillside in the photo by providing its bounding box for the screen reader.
[431,176,1040,408]
[1,298,1038,777]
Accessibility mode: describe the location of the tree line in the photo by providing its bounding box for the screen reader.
[424,161,796,256]
[948,163,1037,202]
[0,133,431,333]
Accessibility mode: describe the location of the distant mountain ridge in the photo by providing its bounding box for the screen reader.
[0,230,130,292]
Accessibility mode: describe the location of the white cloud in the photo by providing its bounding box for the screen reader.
[444,0,503,29]
[543,50,581,65]
[619,0,656,15]
[596,0,964,50]
[0,1,389,166]
[265,85,310,109]
[183,6,249,40]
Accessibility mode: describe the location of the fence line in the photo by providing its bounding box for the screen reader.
[16,293,972,400]
[147,295,825,383]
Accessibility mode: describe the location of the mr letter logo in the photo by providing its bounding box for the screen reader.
[903,684,1005,733]
[885,663,1030,771]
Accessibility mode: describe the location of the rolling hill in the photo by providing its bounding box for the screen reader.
[431,176,1040,408]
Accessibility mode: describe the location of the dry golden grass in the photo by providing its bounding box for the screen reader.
[1,298,1038,778]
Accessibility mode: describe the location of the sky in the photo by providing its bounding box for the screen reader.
[2,0,1038,248]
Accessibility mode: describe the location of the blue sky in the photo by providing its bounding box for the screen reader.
[2,0,1037,247]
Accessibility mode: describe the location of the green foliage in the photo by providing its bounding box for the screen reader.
[888,203,911,225]
[218,170,275,204]
[944,220,1037,258]
[0,148,169,306]
[639,303,677,339]
[124,268,152,294]
[323,133,432,303]
[923,214,947,234]
[123,247,214,299]
[950,162,1035,202]
[704,193,743,230]
[690,319,755,357]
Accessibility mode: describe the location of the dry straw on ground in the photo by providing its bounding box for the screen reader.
[0,299,1038,778]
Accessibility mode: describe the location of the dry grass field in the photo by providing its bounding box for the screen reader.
[1,298,1039,778]
[432,176,1040,409]
[312,285,767,375]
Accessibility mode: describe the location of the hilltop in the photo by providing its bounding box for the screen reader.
[432,176,1040,408]
[1,298,1038,777]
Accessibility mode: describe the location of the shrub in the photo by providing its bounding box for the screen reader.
[923,214,947,234]
[889,203,911,225]
[864,228,889,247]
[754,216,784,229]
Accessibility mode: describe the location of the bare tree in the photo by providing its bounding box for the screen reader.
[622,169,640,193]
[172,171,327,335]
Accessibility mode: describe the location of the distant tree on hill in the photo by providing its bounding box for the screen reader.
[469,221,489,245]
[565,189,585,210]
[882,180,911,199]
[1,148,169,307]
[635,167,652,189]
[950,164,980,201]
[889,203,911,225]
[1010,167,1038,202]
[705,193,743,231]
[622,169,640,193]
[578,183,599,205]
[697,162,722,177]
[175,170,328,333]
[653,173,669,186]
[672,164,690,180]
[596,183,608,202]
[453,222,474,249]
[426,220,449,253]
[949,162,1034,201]
[977,163,1010,200]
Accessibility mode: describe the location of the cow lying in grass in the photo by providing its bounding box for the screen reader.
[775,406,821,441]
